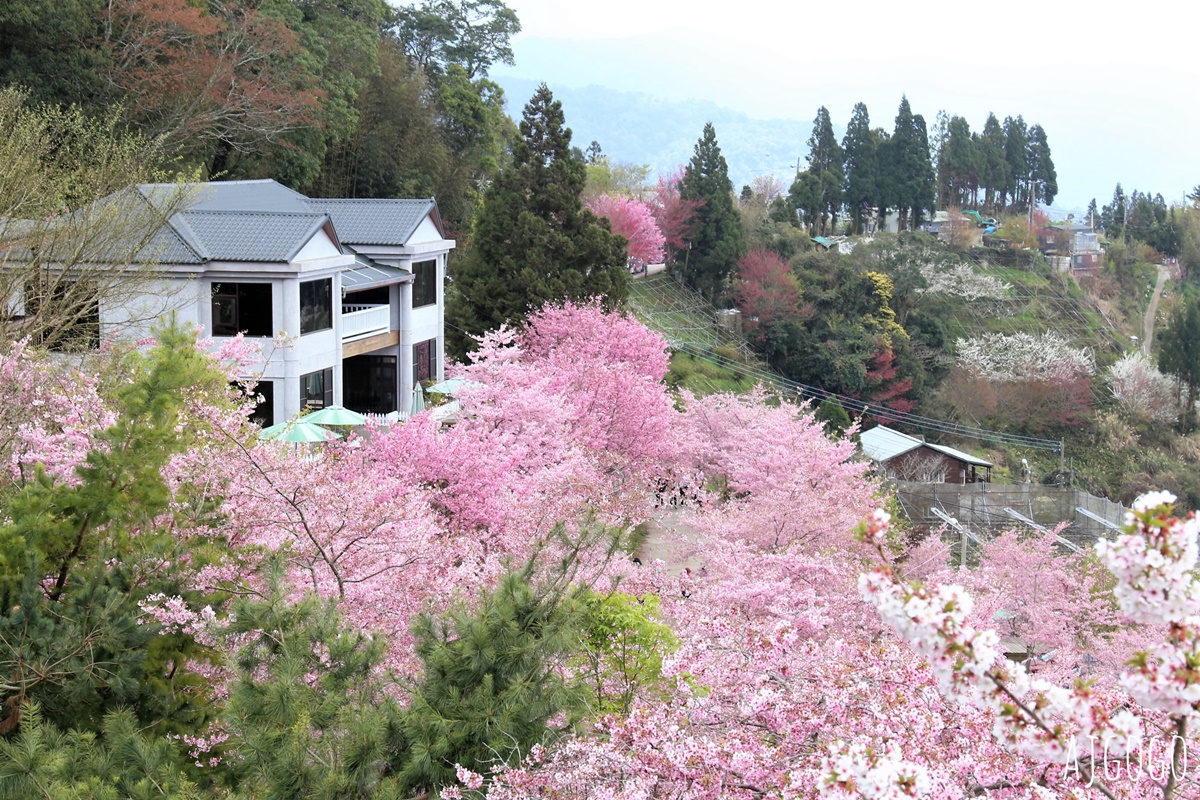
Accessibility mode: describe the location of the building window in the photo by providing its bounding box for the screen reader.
[23,278,100,351]
[300,367,333,411]
[300,278,332,335]
[413,338,436,385]
[234,380,274,426]
[211,282,272,337]
[412,260,437,308]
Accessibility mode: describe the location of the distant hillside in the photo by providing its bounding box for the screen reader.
[493,76,824,190]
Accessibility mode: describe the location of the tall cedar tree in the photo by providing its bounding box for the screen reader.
[938,115,978,208]
[1002,115,1029,211]
[1026,123,1057,209]
[978,113,1007,212]
[805,106,844,236]
[1159,292,1200,432]
[446,84,627,357]
[883,97,935,231]
[678,122,744,301]
[842,102,878,235]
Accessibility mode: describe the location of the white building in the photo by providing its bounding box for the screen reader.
[55,179,455,424]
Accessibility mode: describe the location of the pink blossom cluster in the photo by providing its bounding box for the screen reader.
[172,727,230,768]
[137,593,221,646]
[0,338,115,486]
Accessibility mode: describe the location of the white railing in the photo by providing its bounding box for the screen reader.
[341,304,390,341]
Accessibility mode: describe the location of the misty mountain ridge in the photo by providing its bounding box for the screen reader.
[493,76,819,192]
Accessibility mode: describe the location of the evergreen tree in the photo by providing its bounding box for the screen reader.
[938,115,979,208]
[399,564,585,793]
[0,323,230,738]
[805,106,844,236]
[678,122,745,301]
[1160,292,1200,432]
[1102,183,1127,240]
[1002,115,1029,211]
[1025,123,1057,210]
[446,84,627,357]
[1086,197,1100,228]
[977,113,1007,212]
[789,170,823,235]
[910,113,936,228]
[883,97,934,231]
[222,577,408,799]
[928,110,950,209]
[842,102,878,234]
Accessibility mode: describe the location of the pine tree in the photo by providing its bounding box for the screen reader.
[678,122,745,301]
[446,84,628,357]
[842,102,878,235]
[399,564,585,793]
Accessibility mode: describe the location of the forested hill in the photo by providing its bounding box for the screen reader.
[492,76,817,189]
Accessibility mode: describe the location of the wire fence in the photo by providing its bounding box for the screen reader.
[891,479,1126,561]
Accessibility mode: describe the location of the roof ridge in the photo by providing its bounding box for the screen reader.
[181,209,327,218]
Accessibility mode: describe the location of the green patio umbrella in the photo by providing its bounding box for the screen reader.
[426,378,478,396]
[260,419,342,443]
[303,404,368,426]
[410,384,426,416]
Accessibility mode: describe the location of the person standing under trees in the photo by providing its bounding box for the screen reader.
[446,84,627,358]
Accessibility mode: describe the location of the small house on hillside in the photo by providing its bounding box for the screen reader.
[1039,222,1104,272]
[860,425,993,484]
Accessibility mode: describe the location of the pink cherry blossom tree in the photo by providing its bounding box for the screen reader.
[585,194,666,271]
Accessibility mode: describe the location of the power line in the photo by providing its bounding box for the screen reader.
[673,342,1061,452]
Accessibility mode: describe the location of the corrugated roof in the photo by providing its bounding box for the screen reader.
[304,198,437,245]
[860,425,993,468]
[860,426,924,462]
[175,211,330,263]
[927,441,993,468]
[341,262,410,291]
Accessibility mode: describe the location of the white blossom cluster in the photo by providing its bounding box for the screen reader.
[955,332,1095,383]
[1106,352,1181,424]
[815,740,931,800]
[918,261,1011,302]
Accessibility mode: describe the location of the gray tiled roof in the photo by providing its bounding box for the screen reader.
[141,180,310,214]
[303,198,437,246]
[175,211,331,263]
[123,179,441,263]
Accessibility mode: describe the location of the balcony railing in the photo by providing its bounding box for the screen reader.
[342,303,390,341]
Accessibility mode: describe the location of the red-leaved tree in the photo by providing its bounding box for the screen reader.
[730,248,802,339]
[101,0,323,159]
[651,166,702,267]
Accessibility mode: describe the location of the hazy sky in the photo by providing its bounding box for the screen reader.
[492,0,1199,211]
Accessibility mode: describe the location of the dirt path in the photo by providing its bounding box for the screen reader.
[1142,264,1170,355]
[636,508,705,576]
